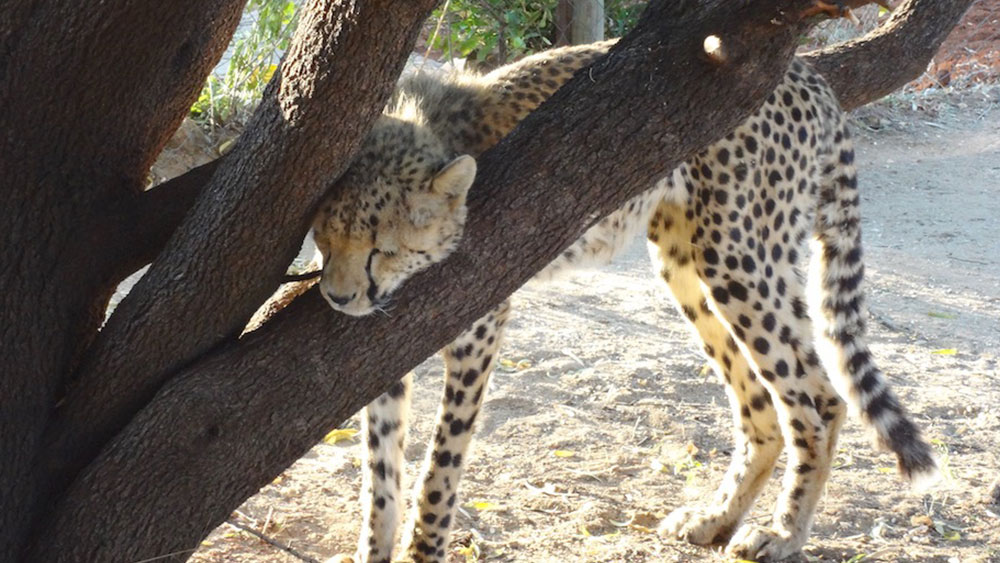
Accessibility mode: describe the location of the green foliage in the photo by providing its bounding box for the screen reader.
[191,0,646,122]
[430,0,557,65]
[190,0,298,126]
[603,0,644,39]
[430,0,644,67]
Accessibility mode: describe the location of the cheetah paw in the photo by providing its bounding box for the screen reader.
[726,525,804,562]
[325,555,356,563]
[658,506,736,545]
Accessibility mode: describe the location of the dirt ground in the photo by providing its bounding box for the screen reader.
[188,88,1000,563]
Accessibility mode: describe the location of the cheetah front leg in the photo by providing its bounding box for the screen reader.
[402,301,510,563]
[350,374,413,563]
[648,204,783,546]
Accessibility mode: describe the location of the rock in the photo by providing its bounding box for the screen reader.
[859,114,883,130]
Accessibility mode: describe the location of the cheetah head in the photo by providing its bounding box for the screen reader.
[312,116,477,316]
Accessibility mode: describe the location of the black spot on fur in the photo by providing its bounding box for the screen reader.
[711,286,729,305]
[437,451,452,466]
[462,369,480,387]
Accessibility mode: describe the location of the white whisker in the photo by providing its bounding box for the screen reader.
[373,300,394,317]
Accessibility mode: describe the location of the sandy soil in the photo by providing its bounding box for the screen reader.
[190,89,1000,563]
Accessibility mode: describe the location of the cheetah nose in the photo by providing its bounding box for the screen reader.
[326,291,356,306]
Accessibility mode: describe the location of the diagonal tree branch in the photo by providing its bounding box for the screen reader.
[92,0,968,291]
[28,0,829,559]
[804,0,976,110]
[39,0,440,503]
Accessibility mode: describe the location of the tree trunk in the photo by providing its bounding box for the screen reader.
[0,1,245,558]
[556,0,605,45]
[570,0,605,44]
[555,0,573,46]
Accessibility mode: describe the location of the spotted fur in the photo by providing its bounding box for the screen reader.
[314,40,934,562]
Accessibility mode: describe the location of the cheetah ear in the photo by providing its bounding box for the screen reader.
[409,155,476,228]
[430,155,477,204]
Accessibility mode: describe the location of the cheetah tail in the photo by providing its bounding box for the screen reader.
[809,131,937,484]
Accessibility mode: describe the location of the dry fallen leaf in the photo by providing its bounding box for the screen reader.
[464,500,501,511]
[323,428,359,444]
[498,358,533,372]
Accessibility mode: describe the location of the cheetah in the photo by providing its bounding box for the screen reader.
[312,40,936,562]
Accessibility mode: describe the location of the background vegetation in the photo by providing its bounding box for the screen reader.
[189,0,999,131]
[426,0,644,65]
[190,0,299,127]
[188,0,646,126]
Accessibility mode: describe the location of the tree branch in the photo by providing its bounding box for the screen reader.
[28,0,828,559]
[804,0,976,111]
[38,0,440,507]
[101,158,224,283]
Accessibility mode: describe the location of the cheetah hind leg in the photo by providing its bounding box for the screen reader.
[401,301,510,563]
[647,205,783,546]
[691,217,848,560]
[658,360,783,546]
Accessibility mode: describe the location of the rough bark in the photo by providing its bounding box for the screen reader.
[1,1,244,187]
[27,0,820,560]
[104,159,223,284]
[805,0,977,111]
[0,1,243,559]
[37,0,440,502]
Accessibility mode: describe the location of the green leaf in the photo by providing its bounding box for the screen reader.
[459,35,481,57]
